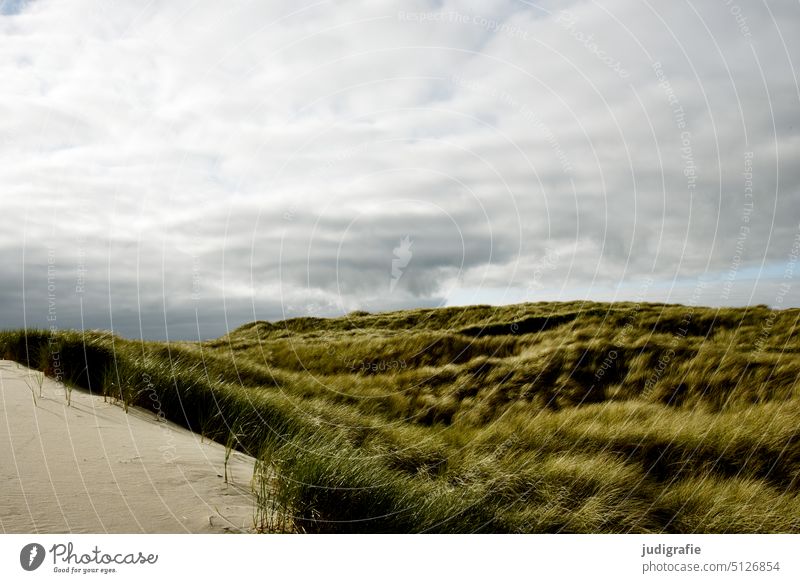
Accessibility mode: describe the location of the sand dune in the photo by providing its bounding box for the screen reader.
[0,360,256,533]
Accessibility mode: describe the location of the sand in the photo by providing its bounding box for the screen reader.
[0,359,258,533]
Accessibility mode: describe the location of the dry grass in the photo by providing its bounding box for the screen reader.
[2,300,798,532]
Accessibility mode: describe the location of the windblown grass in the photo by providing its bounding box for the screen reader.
[2,301,798,532]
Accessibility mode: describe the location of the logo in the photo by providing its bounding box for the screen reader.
[20,543,46,571]
[390,236,413,292]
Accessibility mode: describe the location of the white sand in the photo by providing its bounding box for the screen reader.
[0,360,257,533]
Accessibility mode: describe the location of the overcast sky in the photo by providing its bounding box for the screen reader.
[1,0,798,340]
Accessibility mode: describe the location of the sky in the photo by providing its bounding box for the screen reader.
[1,0,798,340]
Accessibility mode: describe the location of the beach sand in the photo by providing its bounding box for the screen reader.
[0,360,257,533]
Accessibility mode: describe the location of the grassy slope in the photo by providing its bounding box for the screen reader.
[2,300,799,532]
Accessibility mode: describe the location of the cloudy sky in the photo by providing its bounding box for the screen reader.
[1,0,798,340]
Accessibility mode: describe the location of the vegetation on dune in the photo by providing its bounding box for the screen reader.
[2,301,799,532]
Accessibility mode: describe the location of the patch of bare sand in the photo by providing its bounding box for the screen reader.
[0,360,256,533]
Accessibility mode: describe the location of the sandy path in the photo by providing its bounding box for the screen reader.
[0,360,257,533]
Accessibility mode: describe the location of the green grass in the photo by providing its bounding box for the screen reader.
[2,300,799,532]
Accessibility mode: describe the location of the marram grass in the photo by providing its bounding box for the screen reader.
[2,301,798,532]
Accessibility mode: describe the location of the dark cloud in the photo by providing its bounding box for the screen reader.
[0,0,798,339]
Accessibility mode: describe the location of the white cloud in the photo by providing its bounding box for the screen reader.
[1,0,798,339]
